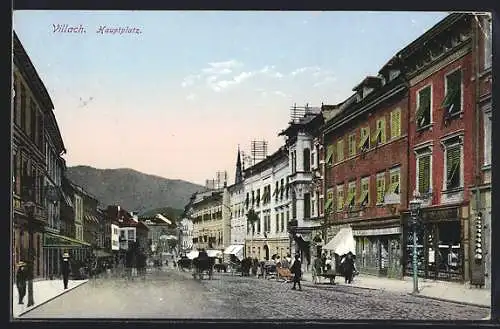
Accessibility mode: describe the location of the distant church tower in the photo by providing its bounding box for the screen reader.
[235,146,243,184]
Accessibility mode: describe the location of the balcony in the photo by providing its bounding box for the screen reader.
[288,220,298,228]
[289,171,313,184]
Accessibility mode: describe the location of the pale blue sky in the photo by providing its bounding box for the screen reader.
[13,11,448,186]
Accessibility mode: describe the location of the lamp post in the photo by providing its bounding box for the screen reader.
[409,197,422,294]
[23,201,36,307]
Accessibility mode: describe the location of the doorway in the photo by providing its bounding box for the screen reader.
[263,245,269,260]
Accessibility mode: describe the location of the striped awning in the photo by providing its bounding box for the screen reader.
[84,214,99,223]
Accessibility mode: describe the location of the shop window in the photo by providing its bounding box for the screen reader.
[390,108,401,139]
[348,134,356,156]
[416,85,432,129]
[336,139,344,162]
[442,69,462,121]
[376,173,386,204]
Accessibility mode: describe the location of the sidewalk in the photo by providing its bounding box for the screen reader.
[12,279,88,318]
[301,272,490,308]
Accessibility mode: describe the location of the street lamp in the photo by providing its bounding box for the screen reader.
[409,197,422,294]
[23,201,36,307]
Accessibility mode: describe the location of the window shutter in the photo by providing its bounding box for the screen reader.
[376,177,385,204]
[447,146,460,187]
[326,145,334,164]
[418,156,430,193]
[336,188,343,210]
[337,140,344,161]
[378,119,386,143]
[391,110,401,138]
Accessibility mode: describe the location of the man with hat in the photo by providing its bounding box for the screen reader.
[16,261,27,304]
[61,251,71,289]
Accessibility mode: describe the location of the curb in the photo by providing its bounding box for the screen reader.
[408,292,490,309]
[16,280,88,318]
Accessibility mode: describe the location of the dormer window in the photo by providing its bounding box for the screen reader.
[389,70,400,81]
[363,87,374,97]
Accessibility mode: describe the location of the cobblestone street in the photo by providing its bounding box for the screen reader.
[21,268,489,320]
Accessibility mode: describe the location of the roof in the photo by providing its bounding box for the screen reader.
[352,76,383,91]
[13,31,54,112]
[243,146,288,176]
[396,13,466,60]
[45,109,66,154]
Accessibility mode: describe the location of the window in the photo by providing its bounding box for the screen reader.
[324,188,334,213]
[20,84,26,132]
[257,215,261,233]
[275,214,279,233]
[359,127,370,151]
[442,69,462,120]
[325,144,334,166]
[251,191,255,206]
[280,213,284,232]
[303,148,311,171]
[30,100,37,141]
[390,108,401,139]
[416,85,432,128]
[483,109,492,166]
[348,134,356,156]
[373,118,386,145]
[304,193,311,219]
[256,189,261,206]
[345,181,356,209]
[417,154,431,194]
[280,179,284,199]
[336,139,344,162]
[359,177,369,207]
[274,181,279,201]
[388,168,401,195]
[336,185,344,211]
[376,173,386,204]
[484,16,492,69]
[127,229,135,241]
[446,145,461,189]
[13,78,19,126]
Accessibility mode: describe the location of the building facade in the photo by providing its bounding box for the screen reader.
[323,62,409,278]
[469,13,492,289]
[140,216,177,256]
[400,13,475,283]
[179,217,194,252]
[40,97,67,278]
[243,147,291,260]
[279,106,325,270]
[189,190,225,251]
[12,32,50,278]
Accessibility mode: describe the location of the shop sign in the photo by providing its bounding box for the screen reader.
[422,208,459,222]
[353,227,401,237]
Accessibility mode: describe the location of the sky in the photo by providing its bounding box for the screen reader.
[13,11,448,186]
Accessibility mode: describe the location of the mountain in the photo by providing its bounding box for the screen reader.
[65,166,206,214]
[140,207,184,222]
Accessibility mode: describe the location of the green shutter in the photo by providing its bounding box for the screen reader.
[418,156,430,193]
[447,147,460,188]
[391,110,401,138]
[376,177,385,204]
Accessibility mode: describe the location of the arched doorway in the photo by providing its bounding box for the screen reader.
[263,245,270,260]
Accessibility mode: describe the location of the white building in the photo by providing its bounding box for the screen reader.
[278,106,324,270]
[179,217,194,251]
[243,146,291,260]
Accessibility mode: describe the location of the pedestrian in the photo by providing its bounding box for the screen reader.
[61,252,71,289]
[290,254,302,291]
[16,261,27,304]
[343,252,355,284]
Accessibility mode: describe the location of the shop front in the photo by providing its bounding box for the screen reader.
[402,206,464,282]
[43,232,92,278]
[353,227,402,278]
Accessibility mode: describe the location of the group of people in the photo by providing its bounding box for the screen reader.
[124,242,148,279]
[315,251,358,284]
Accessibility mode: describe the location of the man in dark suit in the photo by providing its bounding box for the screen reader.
[290,254,302,291]
[16,261,27,304]
[61,252,71,289]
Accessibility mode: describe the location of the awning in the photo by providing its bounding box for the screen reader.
[323,227,356,256]
[223,245,244,260]
[206,249,222,258]
[44,233,92,248]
